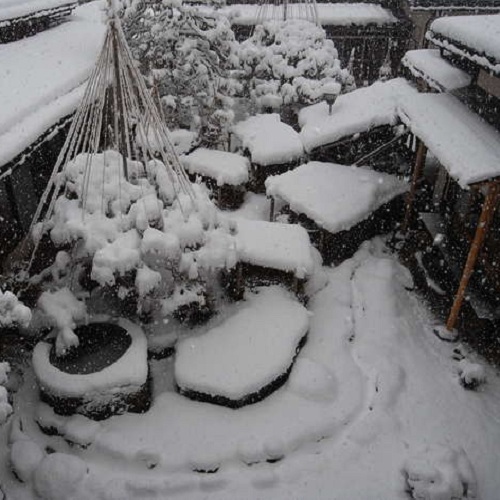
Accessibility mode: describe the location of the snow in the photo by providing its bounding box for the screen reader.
[175,287,309,401]
[266,162,408,233]
[399,93,500,187]
[235,219,315,279]
[223,3,397,26]
[37,288,87,356]
[32,318,148,398]
[33,453,87,500]
[0,1,105,168]
[428,15,500,74]
[402,49,472,91]
[0,291,31,329]
[299,78,417,152]
[9,440,45,483]
[232,114,304,166]
[181,148,250,186]
[457,359,486,389]
[0,0,74,23]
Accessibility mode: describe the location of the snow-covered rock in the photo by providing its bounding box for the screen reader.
[175,286,309,405]
[457,359,486,390]
[10,439,45,483]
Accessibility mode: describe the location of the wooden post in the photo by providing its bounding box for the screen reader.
[269,197,275,222]
[446,182,500,331]
[402,140,427,232]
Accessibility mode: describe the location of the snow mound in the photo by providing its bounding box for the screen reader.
[457,359,486,390]
[181,148,250,186]
[266,161,408,233]
[34,453,88,500]
[403,445,477,500]
[232,114,304,166]
[10,440,45,483]
[175,286,309,405]
[288,357,336,401]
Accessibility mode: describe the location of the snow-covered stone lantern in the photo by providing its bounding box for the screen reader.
[322,81,341,115]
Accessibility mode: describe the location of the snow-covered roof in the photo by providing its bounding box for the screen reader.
[265,162,408,233]
[223,3,397,26]
[181,148,250,186]
[175,286,309,402]
[0,2,105,169]
[299,78,416,153]
[399,93,500,187]
[235,219,315,278]
[427,15,500,75]
[0,0,75,23]
[232,113,304,166]
[402,49,471,92]
[408,0,500,11]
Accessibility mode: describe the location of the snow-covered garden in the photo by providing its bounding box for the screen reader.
[1,1,500,499]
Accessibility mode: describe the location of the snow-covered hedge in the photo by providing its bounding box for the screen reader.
[0,291,31,330]
[239,19,352,108]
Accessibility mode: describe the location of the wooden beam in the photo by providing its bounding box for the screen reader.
[402,140,427,232]
[446,182,500,331]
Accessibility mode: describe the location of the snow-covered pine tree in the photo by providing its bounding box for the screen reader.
[239,19,352,110]
[123,0,240,149]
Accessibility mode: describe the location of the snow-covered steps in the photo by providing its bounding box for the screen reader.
[175,286,309,408]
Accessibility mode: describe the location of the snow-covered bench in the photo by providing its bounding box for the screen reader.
[175,286,309,408]
[266,161,408,264]
[231,113,305,192]
[181,148,250,209]
[225,219,315,298]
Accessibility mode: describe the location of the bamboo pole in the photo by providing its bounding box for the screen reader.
[402,139,427,232]
[269,196,275,222]
[446,182,500,331]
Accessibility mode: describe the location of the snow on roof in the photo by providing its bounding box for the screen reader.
[175,286,309,401]
[402,49,471,92]
[0,0,75,23]
[181,148,250,186]
[427,15,500,75]
[299,78,416,153]
[265,161,408,233]
[232,113,304,166]
[235,219,315,278]
[223,3,397,26]
[399,93,500,187]
[0,2,105,168]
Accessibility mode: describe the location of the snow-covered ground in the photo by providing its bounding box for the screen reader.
[2,239,500,499]
[0,1,105,167]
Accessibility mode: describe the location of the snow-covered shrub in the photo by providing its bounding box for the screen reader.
[123,0,240,148]
[36,151,236,340]
[0,362,12,425]
[239,20,352,109]
[0,291,31,330]
[457,359,486,390]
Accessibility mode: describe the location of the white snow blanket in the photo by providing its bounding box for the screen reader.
[0,1,105,167]
[232,114,304,166]
[32,319,148,398]
[427,14,500,74]
[402,49,471,91]
[223,3,396,26]
[0,0,74,22]
[12,242,500,499]
[399,93,500,187]
[235,219,314,278]
[266,162,408,233]
[175,287,309,401]
[181,148,250,186]
[299,78,416,152]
